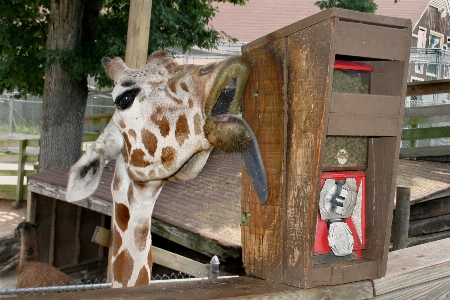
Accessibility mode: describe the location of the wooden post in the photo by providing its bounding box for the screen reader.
[15,139,27,203]
[125,0,153,68]
[392,186,411,250]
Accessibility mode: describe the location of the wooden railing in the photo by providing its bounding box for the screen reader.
[0,139,39,202]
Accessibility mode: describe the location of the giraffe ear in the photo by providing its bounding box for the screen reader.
[102,57,128,82]
[66,146,106,202]
[67,121,123,202]
[204,114,269,204]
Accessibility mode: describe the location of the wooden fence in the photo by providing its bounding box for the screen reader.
[400,103,450,159]
[0,131,103,203]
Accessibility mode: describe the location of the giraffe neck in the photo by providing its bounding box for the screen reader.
[110,157,164,287]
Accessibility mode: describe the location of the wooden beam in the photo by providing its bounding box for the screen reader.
[125,0,152,68]
[152,246,208,278]
[402,126,450,140]
[403,104,450,125]
[407,79,450,96]
[399,145,450,159]
[392,186,410,251]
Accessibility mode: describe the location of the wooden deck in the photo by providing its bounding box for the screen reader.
[15,237,450,299]
[27,149,243,260]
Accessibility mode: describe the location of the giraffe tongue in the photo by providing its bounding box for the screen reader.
[215,114,269,205]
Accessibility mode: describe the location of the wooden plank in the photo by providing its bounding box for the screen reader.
[408,214,450,237]
[403,104,450,125]
[241,31,287,283]
[373,237,450,295]
[243,8,410,52]
[409,196,450,221]
[407,79,450,96]
[402,126,450,140]
[26,191,36,222]
[375,260,450,296]
[15,139,27,202]
[152,246,208,278]
[328,114,399,136]
[48,198,56,265]
[74,206,82,265]
[400,145,450,159]
[374,276,450,300]
[151,218,240,260]
[17,276,375,300]
[407,230,450,247]
[92,226,111,247]
[83,113,113,127]
[329,94,401,115]
[392,186,410,250]
[283,19,333,288]
[335,21,410,60]
[53,200,78,268]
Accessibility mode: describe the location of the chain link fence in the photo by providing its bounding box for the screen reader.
[0,269,231,297]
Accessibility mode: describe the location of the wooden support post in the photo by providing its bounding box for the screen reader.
[26,191,37,222]
[392,186,411,251]
[125,0,153,69]
[15,139,27,203]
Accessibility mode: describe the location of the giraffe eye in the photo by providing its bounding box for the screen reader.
[115,87,141,110]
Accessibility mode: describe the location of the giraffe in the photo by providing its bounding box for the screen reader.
[66,50,267,288]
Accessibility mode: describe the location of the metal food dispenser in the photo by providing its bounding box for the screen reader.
[241,8,411,288]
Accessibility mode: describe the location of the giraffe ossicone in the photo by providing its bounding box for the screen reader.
[66,50,267,288]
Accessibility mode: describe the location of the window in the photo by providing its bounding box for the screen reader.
[417,27,427,48]
[426,63,438,77]
[429,31,444,49]
[414,61,425,74]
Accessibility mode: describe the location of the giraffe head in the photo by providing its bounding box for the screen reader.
[67,50,268,204]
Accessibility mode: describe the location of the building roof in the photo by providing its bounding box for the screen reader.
[209,0,431,43]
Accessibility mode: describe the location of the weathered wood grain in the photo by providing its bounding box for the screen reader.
[374,276,450,300]
[374,237,450,295]
[335,21,410,60]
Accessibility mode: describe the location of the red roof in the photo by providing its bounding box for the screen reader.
[210,0,430,43]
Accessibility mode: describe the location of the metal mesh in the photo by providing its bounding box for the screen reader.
[0,271,217,297]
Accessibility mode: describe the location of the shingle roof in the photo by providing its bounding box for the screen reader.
[209,0,431,43]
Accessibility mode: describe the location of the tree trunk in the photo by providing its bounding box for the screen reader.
[40,0,102,172]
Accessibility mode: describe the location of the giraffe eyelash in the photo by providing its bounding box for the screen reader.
[115,87,141,110]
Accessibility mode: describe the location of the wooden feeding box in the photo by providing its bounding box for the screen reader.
[240,8,411,288]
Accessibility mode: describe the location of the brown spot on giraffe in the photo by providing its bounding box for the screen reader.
[141,129,158,156]
[193,113,202,135]
[169,81,177,94]
[128,129,137,140]
[180,82,189,92]
[161,147,177,171]
[135,267,149,286]
[122,132,131,152]
[175,114,190,146]
[130,149,151,168]
[115,203,130,232]
[167,92,183,104]
[122,147,129,163]
[112,228,122,256]
[134,219,150,252]
[113,249,134,287]
[127,183,135,206]
[150,107,170,137]
[113,174,122,191]
[119,119,126,129]
[188,98,194,108]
